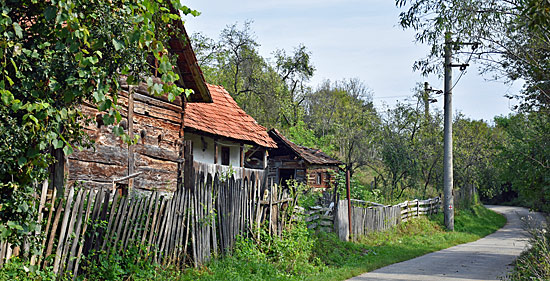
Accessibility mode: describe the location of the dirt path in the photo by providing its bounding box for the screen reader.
[348,205,546,281]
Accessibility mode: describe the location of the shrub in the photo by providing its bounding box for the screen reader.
[80,243,170,281]
[0,257,59,281]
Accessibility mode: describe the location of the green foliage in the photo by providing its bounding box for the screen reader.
[367,93,444,203]
[304,79,378,176]
[286,120,335,155]
[494,112,550,212]
[80,244,172,281]
[0,257,61,281]
[189,222,322,280]
[0,0,197,255]
[332,170,383,203]
[395,0,550,110]
[191,22,315,129]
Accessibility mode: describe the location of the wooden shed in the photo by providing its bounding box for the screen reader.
[267,129,342,189]
[52,20,213,194]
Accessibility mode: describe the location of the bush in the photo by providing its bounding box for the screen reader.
[0,257,59,281]
[194,221,323,280]
[80,243,177,281]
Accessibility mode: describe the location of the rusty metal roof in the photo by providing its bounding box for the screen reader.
[268,129,343,165]
[184,84,277,148]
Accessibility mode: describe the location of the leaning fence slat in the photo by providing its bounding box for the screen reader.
[44,192,64,267]
[72,188,97,278]
[101,191,120,251]
[66,189,91,274]
[59,188,85,275]
[38,188,57,267]
[52,186,75,273]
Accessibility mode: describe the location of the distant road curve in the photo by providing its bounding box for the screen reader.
[348,205,546,281]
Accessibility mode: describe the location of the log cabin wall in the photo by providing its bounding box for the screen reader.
[67,82,185,193]
[306,165,339,189]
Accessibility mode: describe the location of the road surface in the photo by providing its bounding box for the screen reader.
[348,205,546,281]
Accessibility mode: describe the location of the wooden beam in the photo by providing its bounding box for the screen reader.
[53,148,65,197]
[240,144,244,168]
[184,140,194,191]
[128,86,135,190]
[214,140,218,164]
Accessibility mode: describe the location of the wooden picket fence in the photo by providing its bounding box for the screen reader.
[335,197,441,241]
[0,164,296,278]
[397,197,441,222]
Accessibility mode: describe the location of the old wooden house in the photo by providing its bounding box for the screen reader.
[54,20,214,194]
[267,129,342,189]
[184,84,277,179]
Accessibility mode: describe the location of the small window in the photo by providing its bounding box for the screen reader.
[316,172,322,185]
[221,146,230,166]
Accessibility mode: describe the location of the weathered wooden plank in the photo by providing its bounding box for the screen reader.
[38,188,57,266]
[122,196,142,250]
[122,195,141,248]
[84,188,104,255]
[146,194,163,252]
[140,192,157,246]
[128,87,135,189]
[59,189,85,275]
[36,179,49,221]
[151,198,167,262]
[0,241,7,266]
[72,188,97,277]
[119,196,139,251]
[131,193,150,248]
[66,189,92,274]
[44,193,64,266]
[53,186,75,273]
[101,191,120,251]
[110,195,129,251]
[92,189,111,252]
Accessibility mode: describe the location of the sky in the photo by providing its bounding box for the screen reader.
[182,0,521,122]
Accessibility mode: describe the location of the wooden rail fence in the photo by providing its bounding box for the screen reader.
[335,197,441,241]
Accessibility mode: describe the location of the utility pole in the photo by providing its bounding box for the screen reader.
[423,82,431,120]
[443,33,454,231]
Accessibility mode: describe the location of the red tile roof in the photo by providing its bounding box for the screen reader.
[269,129,343,165]
[184,84,277,148]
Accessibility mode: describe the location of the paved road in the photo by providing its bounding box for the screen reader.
[348,205,546,281]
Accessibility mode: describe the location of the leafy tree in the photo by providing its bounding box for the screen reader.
[452,115,499,205]
[494,112,550,212]
[395,0,550,110]
[191,22,315,129]
[304,79,378,178]
[0,0,196,254]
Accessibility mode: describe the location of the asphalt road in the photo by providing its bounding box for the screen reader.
[348,205,546,281]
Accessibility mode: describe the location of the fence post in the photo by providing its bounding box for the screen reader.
[346,170,352,240]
